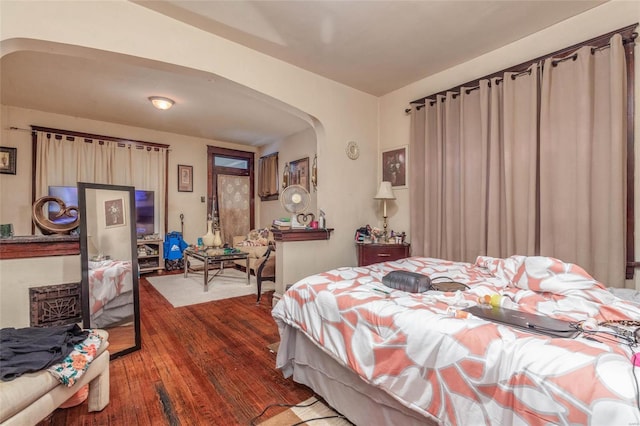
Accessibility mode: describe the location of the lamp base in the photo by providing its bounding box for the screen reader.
[383,215,389,242]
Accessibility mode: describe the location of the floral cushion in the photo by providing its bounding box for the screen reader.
[238,228,270,247]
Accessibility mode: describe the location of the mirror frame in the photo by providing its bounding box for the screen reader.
[78,182,141,358]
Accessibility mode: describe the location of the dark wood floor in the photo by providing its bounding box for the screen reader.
[42,273,314,425]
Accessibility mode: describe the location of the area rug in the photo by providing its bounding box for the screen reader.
[146,269,275,307]
[257,397,352,425]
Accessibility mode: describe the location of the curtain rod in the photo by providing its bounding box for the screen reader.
[31,125,170,150]
[405,23,638,113]
[404,67,537,112]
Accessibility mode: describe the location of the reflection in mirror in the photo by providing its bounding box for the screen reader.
[78,182,141,358]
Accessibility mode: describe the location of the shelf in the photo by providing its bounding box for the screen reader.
[137,239,163,273]
[0,235,80,260]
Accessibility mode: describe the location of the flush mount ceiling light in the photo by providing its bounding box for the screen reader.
[148,96,175,110]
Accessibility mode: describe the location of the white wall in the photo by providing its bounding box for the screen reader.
[0,256,80,327]
[259,127,318,228]
[0,0,380,307]
[1,1,380,264]
[379,1,640,288]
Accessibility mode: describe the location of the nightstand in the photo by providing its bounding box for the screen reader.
[356,242,410,267]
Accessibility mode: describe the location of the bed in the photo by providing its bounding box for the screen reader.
[88,259,134,328]
[272,255,640,425]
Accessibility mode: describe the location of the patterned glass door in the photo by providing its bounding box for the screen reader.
[217,174,250,245]
[207,146,254,247]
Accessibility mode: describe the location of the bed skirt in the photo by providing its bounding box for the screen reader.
[277,325,438,426]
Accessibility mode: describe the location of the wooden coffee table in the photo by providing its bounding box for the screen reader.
[183,248,250,291]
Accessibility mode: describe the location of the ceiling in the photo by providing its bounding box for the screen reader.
[1,0,605,146]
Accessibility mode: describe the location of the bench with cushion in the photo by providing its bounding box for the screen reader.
[0,329,110,425]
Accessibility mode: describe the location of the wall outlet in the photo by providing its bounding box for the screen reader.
[201,196,205,202]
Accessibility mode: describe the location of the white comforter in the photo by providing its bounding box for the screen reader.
[88,259,133,316]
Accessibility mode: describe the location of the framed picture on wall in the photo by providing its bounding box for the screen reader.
[289,157,310,192]
[382,146,408,188]
[0,146,17,175]
[104,198,126,228]
[178,164,193,192]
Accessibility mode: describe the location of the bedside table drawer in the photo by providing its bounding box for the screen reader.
[356,243,410,267]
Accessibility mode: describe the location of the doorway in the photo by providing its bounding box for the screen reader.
[207,146,255,246]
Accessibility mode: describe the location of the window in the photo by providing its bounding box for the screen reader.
[258,153,279,201]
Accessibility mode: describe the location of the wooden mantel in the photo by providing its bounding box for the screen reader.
[271,228,334,242]
[0,235,80,259]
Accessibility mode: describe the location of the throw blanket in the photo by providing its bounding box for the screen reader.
[89,259,133,316]
[0,324,88,381]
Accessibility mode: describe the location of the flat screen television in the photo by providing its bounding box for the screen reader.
[134,190,155,237]
[47,186,79,225]
[47,186,156,237]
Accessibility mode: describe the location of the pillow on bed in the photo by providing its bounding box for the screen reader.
[476,255,604,294]
[88,259,112,269]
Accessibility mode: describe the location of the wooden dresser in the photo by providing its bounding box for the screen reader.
[356,242,410,267]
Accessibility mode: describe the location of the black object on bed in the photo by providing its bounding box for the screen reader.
[463,305,581,338]
[382,271,431,293]
[382,271,470,293]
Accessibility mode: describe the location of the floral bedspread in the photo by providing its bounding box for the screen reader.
[48,330,103,387]
[272,256,640,425]
[88,260,133,316]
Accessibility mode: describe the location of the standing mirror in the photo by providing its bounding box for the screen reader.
[79,182,141,358]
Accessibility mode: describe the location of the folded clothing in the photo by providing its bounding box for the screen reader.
[48,329,103,387]
[0,324,89,381]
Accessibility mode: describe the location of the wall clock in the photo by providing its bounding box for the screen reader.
[346,141,360,160]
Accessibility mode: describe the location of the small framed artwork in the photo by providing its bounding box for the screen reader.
[104,198,126,228]
[0,147,17,175]
[178,164,193,192]
[289,157,310,192]
[382,146,408,188]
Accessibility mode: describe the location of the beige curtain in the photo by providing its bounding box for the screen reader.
[410,65,540,263]
[258,154,278,198]
[217,174,250,246]
[410,34,627,287]
[500,66,539,256]
[411,88,484,263]
[539,35,627,287]
[35,131,167,235]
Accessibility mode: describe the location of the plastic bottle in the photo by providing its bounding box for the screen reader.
[478,294,516,309]
[490,294,516,309]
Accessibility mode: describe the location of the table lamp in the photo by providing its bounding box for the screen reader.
[374,181,396,241]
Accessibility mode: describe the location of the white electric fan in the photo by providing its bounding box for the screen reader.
[280,185,310,229]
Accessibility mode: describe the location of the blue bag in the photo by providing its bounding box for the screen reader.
[163,232,188,261]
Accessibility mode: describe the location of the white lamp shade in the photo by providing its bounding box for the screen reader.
[374,181,396,200]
